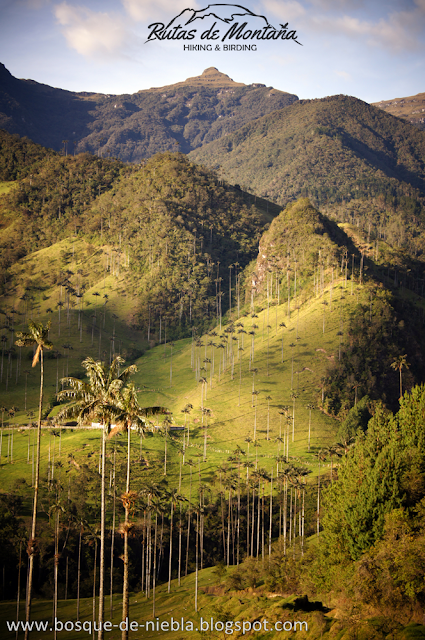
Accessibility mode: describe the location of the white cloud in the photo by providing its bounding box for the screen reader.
[312,7,425,52]
[335,69,351,80]
[54,2,136,59]
[307,0,365,9]
[262,0,306,22]
[261,0,425,52]
[121,0,200,23]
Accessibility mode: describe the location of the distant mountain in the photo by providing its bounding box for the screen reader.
[0,64,298,162]
[189,94,425,257]
[373,91,425,131]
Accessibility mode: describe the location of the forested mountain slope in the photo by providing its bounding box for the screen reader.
[0,130,280,339]
[190,94,425,257]
[0,65,298,161]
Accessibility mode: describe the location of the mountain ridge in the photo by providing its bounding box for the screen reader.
[0,63,298,161]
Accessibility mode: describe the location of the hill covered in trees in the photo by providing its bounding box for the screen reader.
[190,94,425,258]
[0,132,279,337]
[0,65,298,161]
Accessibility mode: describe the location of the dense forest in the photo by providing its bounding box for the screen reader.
[190,94,425,262]
[0,65,298,161]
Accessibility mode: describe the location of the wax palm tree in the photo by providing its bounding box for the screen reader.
[391,354,410,399]
[15,321,52,639]
[181,403,193,455]
[169,341,174,387]
[74,515,88,620]
[161,417,172,476]
[252,392,260,438]
[112,382,148,640]
[314,449,328,539]
[57,356,136,640]
[289,343,296,388]
[185,459,195,576]
[290,392,298,442]
[265,395,272,440]
[253,438,261,470]
[1,334,7,382]
[14,528,26,640]
[279,322,286,363]
[306,403,315,452]
[49,498,65,640]
[167,490,187,593]
[352,381,360,406]
[202,408,211,462]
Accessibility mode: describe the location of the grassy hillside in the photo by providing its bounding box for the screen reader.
[1,247,357,488]
[1,566,424,640]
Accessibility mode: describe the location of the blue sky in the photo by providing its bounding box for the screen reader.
[0,0,424,103]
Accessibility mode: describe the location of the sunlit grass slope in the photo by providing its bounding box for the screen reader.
[0,270,368,495]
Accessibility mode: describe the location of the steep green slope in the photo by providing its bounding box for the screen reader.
[83,152,277,334]
[0,138,279,333]
[0,129,54,181]
[0,65,298,161]
[0,149,126,281]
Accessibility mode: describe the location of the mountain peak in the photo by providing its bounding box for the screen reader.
[143,67,245,92]
[187,67,245,86]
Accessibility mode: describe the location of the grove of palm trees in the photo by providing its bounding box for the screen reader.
[0,109,425,640]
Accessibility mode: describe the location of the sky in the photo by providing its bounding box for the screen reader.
[0,0,424,103]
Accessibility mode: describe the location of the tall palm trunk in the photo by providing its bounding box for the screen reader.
[178,503,182,586]
[110,446,116,618]
[93,538,98,634]
[122,425,131,640]
[168,500,174,593]
[152,512,158,617]
[194,509,199,612]
[317,462,321,539]
[15,540,23,640]
[24,349,44,640]
[246,485,250,557]
[77,523,83,620]
[261,480,265,562]
[256,478,261,558]
[226,486,232,566]
[293,486,297,560]
[283,476,288,556]
[237,468,241,565]
[53,507,60,640]
[185,466,192,576]
[98,430,106,640]
[268,472,273,561]
[251,486,255,557]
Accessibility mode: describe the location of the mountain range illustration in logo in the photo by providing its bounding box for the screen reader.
[172,4,276,30]
[145,3,301,45]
